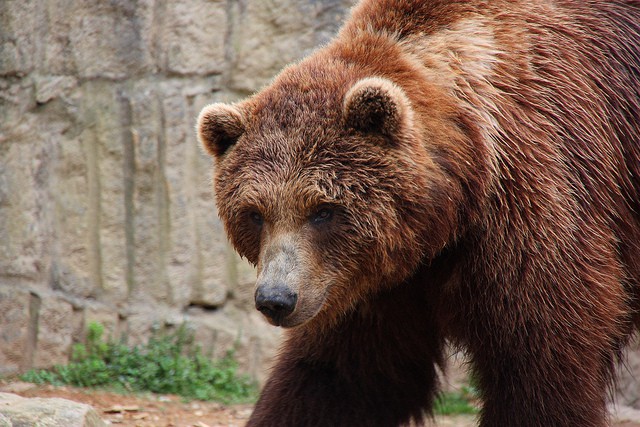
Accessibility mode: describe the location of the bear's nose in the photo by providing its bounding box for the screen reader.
[255,285,297,324]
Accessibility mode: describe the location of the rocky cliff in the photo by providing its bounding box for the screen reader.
[0,0,353,383]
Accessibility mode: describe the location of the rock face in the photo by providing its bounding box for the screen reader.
[0,392,105,427]
[617,338,640,408]
[0,0,353,383]
[0,0,638,407]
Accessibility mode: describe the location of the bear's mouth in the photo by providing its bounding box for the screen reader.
[260,305,307,328]
[261,309,300,328]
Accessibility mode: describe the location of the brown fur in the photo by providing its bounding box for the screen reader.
[197,1,640,426]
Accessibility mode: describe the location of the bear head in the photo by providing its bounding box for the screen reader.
[197,58,455,329]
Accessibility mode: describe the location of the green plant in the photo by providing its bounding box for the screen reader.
[433,386,478,416]
[20,322,257,404]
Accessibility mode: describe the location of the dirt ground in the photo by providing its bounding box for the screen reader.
[1,381,252,427]
[1,381,639,427]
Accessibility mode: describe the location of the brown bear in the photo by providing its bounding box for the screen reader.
[197,0,640,426]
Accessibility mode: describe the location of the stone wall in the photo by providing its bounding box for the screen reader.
[0,0,354,383]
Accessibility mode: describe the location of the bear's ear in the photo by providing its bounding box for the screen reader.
[343,77,413,138]
[197,103,246,158]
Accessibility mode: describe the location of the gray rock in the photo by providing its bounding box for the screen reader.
[33,294,75,369]
[161,0,228,75]
[0,393,105,427]
[34,75,77,104]
[610,403,640,424]
[617,338,640,409]
[0,287,34,376]
[228,0,353,93]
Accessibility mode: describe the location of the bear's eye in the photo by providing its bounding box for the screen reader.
[310,206,334,225]
[249,211,264,227]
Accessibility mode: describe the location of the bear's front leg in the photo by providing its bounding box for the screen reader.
[473,345,613,427]
[247,279,445,427]
[466,284,626,427]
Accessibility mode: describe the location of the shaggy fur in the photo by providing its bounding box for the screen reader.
[197,0,640,426]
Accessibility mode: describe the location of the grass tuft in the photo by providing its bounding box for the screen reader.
[20,321,257,404]
[434,387,478,416]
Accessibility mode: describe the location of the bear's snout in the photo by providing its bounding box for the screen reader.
[255,283,298,326]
